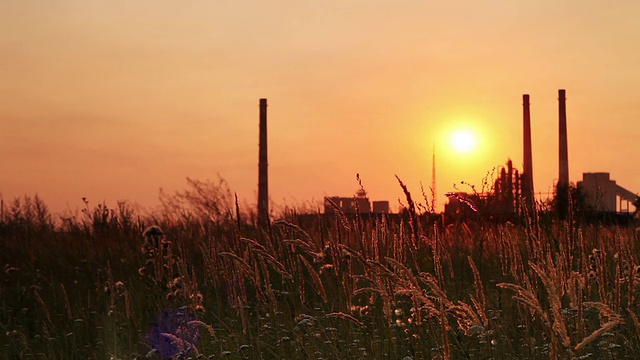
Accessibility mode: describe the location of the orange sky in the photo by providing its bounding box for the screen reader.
[2,1,640,214]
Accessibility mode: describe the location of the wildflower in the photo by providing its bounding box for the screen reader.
[143,225,164,241]
[147,309,200,358]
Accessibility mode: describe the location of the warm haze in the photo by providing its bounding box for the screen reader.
[2,1,640,214]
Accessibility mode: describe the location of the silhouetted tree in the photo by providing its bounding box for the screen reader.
[552,184,593,221]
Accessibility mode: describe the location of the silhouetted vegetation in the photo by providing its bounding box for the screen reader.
[2,179,640,359]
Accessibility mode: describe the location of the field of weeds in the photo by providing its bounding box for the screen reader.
[2,184,640,359]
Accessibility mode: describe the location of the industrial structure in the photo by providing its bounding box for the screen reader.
[258,98,269,227]
[444,159,522,218]
[444,89,638,218]
[553,90,638,214]
[556,89,570,218]
[431,145,437,212]
[251,92,636,222]
[324,189,390,215]
[521,94,534,210]
[254,97,392,220]
[577,173,638,213]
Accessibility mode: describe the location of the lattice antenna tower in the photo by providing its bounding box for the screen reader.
[431,144,437,212]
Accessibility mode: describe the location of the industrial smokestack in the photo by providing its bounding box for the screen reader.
[258,98,269,227]
[558,89,569,188]
[557,89,569,218]
[522,94,534,209]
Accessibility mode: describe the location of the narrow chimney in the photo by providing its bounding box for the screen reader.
[557,89,569,218]
[558,90,569,188]
[258,98,269,226]
[522,94,534,209]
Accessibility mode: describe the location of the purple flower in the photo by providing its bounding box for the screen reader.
[147,309,200,359]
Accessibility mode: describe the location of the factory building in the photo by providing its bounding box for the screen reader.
[324,189,389,214]
[577,172,637,213]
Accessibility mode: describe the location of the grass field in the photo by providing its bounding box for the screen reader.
[2,183,640,359]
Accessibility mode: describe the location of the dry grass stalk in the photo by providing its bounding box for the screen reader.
[419,272,454,309]
[34,290,52,325]
[496,283,552,330]
[574,303,623,351]
[511,230,528,285]
[575,320,620,351]
[237,294,249,334]
[384,257,415,284]
[188,320,216,337]
[371,275,394,322]
[273,219,314,243]
[583,301,622,320]
[432,228,445,289]
[567,271,586,339]
[60,283,72,320]
[160,332,200,356]
[321,197,351,231]
[496,228,510,277]
[626,308,640,344]
[395,175,420,263]
[529,262,571,347]
[372,218,384,262]
[354,286,383,297]
[124,288,131,320]
[630,264,638,311]
[295,255,306,303]
[366,259,397,280]
[448,301,484,335]
[565,271,584,309]
[253,247,292,279]
[394,224,404,263]
[283,238,314,254]
[219,252,253,277]
[325,312,366,328]
[340,244,369,268]
[256,256,277,310]
[590,248,608,303]
[440,298,451,360]
[468,256,487,326]
[239,236,268,253]
[298,254,328,303]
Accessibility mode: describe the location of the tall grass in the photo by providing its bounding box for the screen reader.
[1,182,640,359]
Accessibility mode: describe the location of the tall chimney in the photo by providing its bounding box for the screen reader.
[522,94,534,209]
[558,89,569,188]
[258,98,269,226]
[557,89,569,217]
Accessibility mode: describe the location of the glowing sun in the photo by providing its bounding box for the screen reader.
[450,130,477,153]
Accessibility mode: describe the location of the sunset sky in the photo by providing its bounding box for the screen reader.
[2,1,640,214]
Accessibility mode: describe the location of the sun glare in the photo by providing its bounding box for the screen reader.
[450,130,477,153]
